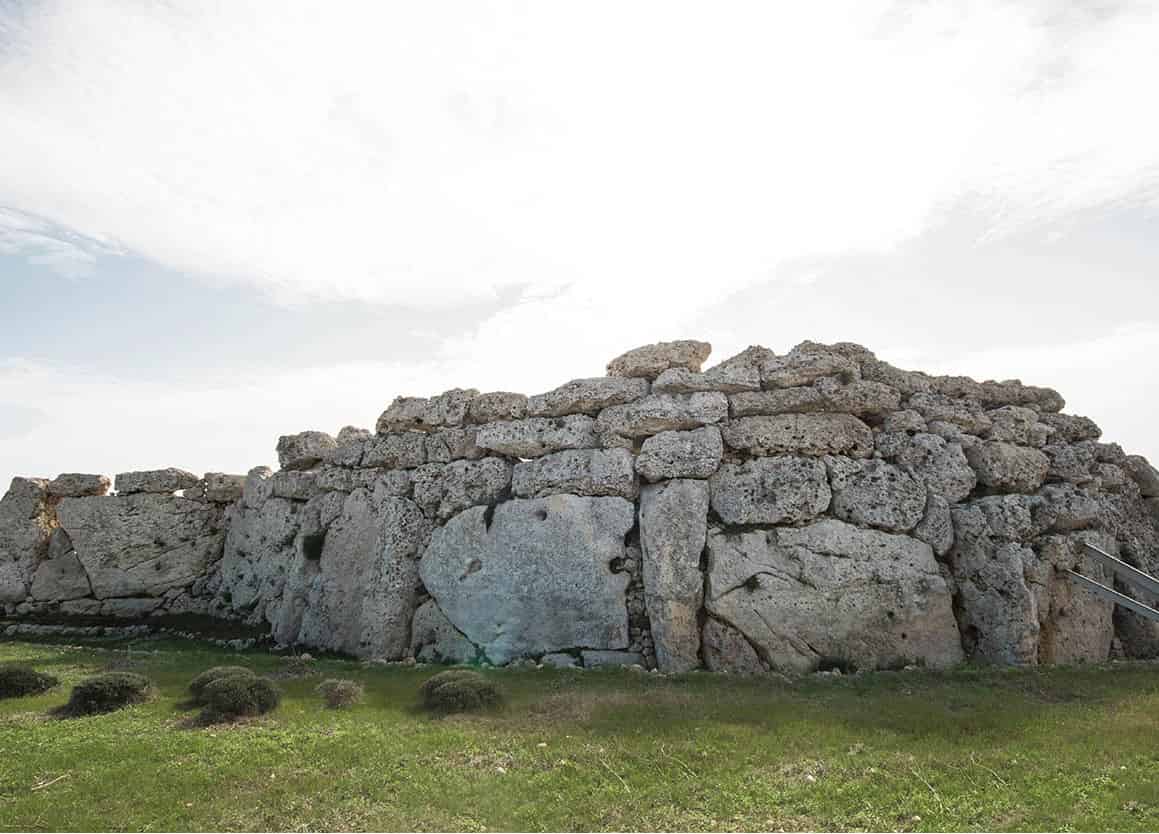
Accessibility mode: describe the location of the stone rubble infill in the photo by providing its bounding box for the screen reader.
[3,337,1159,678]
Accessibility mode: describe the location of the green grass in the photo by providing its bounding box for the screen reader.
[1,639,1158,831]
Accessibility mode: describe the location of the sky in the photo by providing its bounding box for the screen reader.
[1,0,1158,488]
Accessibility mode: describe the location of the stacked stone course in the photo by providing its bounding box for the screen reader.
[3,339,1159,674]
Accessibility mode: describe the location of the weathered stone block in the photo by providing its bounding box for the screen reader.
[721,414,873,457]
[376,388,478,434]
[115,467,201,495]
[709,457,830,526]
[275,432,337,471]
[635,426,723,482]
[527,377,649,417]
[47,473,111,498]
[512,448,636,499]
[475,415,599,458]
[607,340,712,379]
[596,392,728,440]
[966,441,1050,493]
[826,457,927,532]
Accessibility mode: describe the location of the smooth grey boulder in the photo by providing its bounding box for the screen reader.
[115,467,201,495]
[411,599,478,664]
[276,432,337,471]
[362,432,427,470]
[475,415,599,458]
[467,391,528,424]
[596,392,727,440]
[292,491,431,658]
[721,414,873,458]
[606,340,712,379]
[895,433,977,503]
[512,448,636,499]
[702,617,769,675]
[0,478,53,605]
[705,519,963,673]
[56,494,225,599]
[29,552,91,602]
[966,441,1050,493]
[640,479,708,673]
[826,457,927,532]
[204,472,246,503]
[635,426,723,482]
[419,496,634,665]
[375,388,478,434]
[527,377,649,417]
[47,473,111,498]
[709,457,831,526]
[412,458,513,522]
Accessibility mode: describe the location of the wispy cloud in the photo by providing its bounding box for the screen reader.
[0,207,124,277]
[0,1,1155,311]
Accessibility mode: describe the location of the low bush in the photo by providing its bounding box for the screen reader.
[419,669,503,714]
[199,675,280,722]
[59,672,151,716]
[0,664,59,699]
[188,666,255,704]
[317,678,364,709]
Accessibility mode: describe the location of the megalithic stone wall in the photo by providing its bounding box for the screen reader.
[3,339,1159,671]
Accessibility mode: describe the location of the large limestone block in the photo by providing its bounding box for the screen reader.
[527,377,649,417]
[512,449,636,499]
[705,519,963,673]
[0,477,54,604]
[652,347,767,394]
[640,480,708,673]
[895,433,976,502]
[423,427,484,463]
[203,473,246,503]
[709,457,831,526]
[275,432,337,471]
[760,342,861,388]
[948,497,1042,664]
[721,414,873,458]
[702,617,769,675]
[270,470,319,501]
[467,391,529,424]
[292,492,430,657]
[825,457,927,532]
[419,496,634,664]
[47,473,111,498]
[411,599,478,664]
[325,426,373,467]
[1028,533,1114,665]
[985,406,1043,446]
[606,340,712,379]
[412,458,513,522]
[730,381,899,420]
[362,432,427,469]
[965,441,1050,493]
[29,552,91,602]
[635,426,723,482]
[217,472,301,619]
[56,494,225,599]
[1041,442,1096,485]
[376,388,478,434]
[913,493,954,557]
[1038,412,1101,443]
[475,415,598,458]
[1123,455,1159,498]
[907,393,992,435]
[596,392,727,440]
[115,467,200,495]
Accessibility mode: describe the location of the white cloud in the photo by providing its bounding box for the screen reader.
[0,207,123,277]
[0,1,1156,313]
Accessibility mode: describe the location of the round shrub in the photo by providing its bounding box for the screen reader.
[199,675,280,722]
[316,678,364,709]
[61,672,152,716]
[188,666,256,704]
[0,664,59,699]
[419,669,502,714]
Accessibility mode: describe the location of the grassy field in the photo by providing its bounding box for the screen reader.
[1,638,1158,832]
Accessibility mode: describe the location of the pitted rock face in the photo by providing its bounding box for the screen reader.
[4,337,1157,673]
